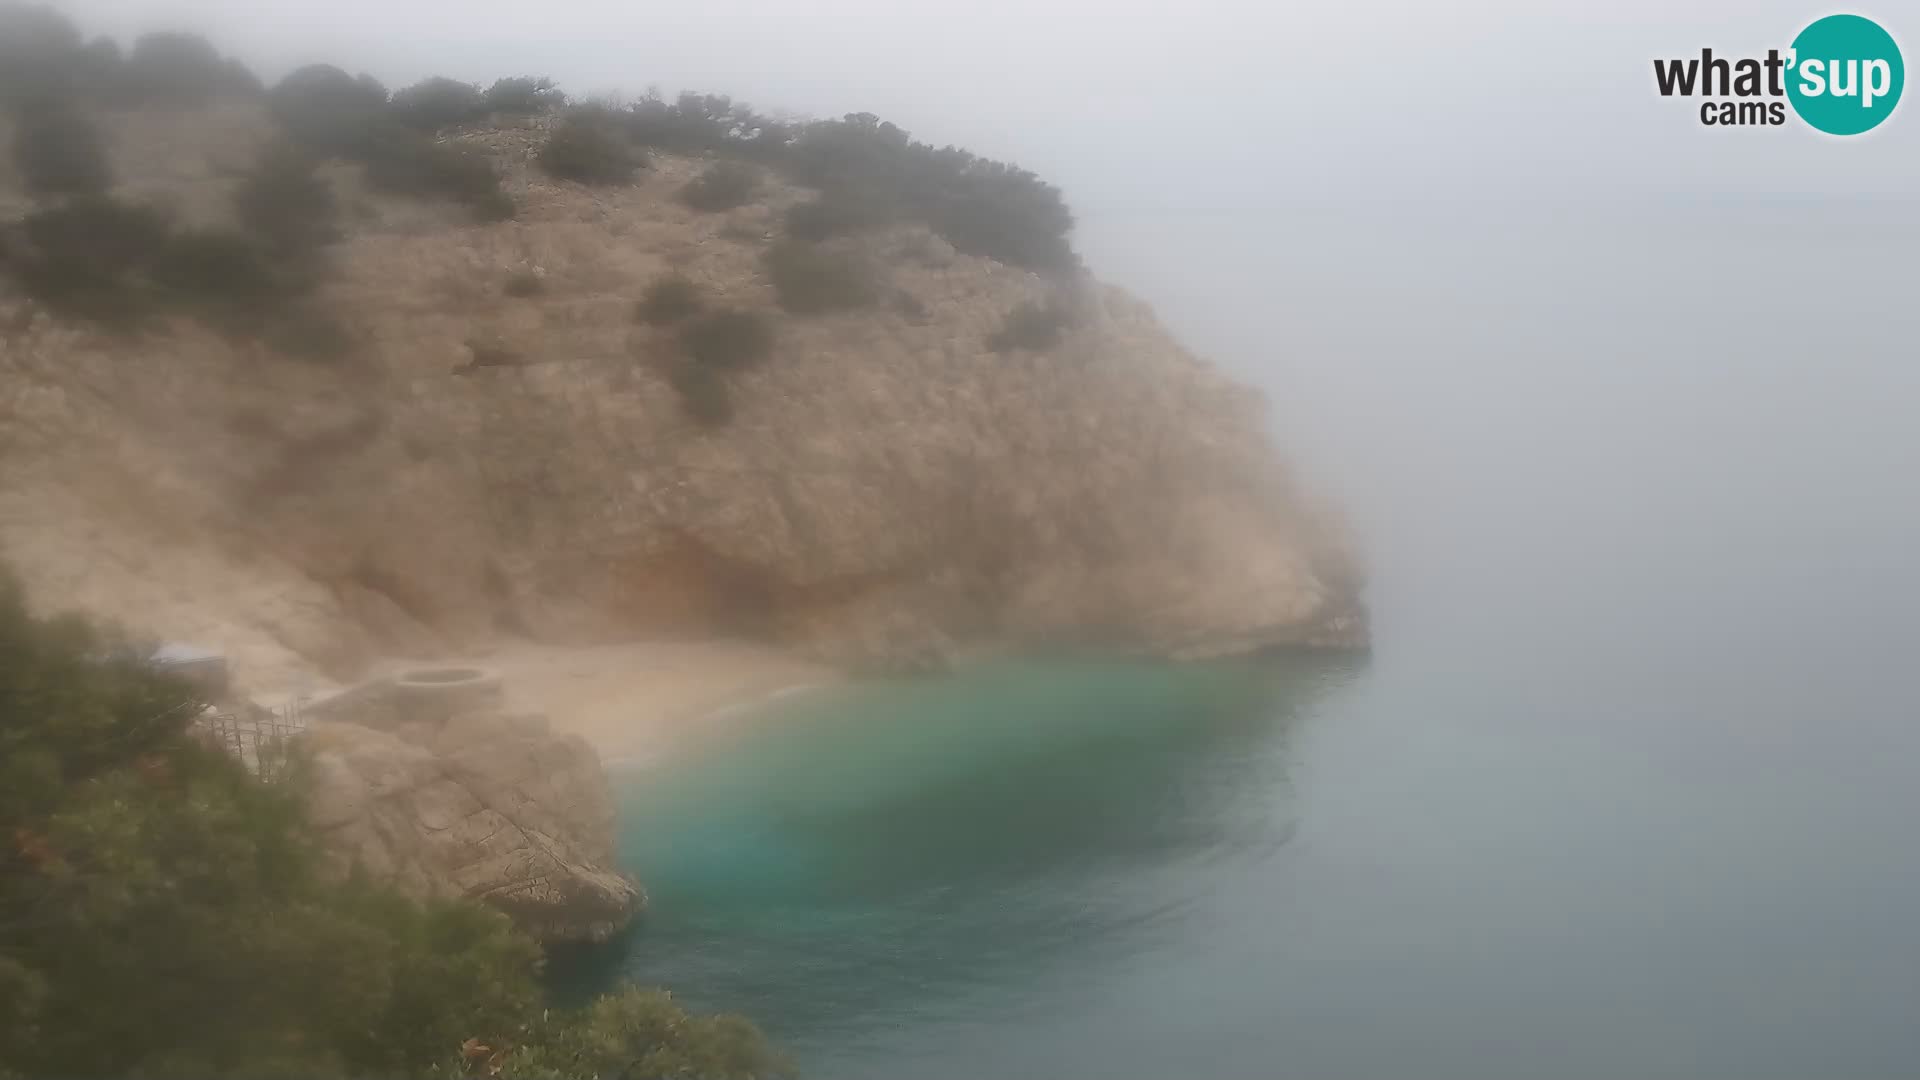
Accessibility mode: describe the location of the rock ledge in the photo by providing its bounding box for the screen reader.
[296,669,642,944]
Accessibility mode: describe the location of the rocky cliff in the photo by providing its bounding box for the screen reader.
[297,668,642,943]
[0,103,1365,689]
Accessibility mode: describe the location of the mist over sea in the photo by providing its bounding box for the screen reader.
[563,200,1920,1078]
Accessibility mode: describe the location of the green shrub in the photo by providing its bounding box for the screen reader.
[18,198,168,270]
[539,111,644,185]
[763,239,877,314]
[235,143,338,254]
[719,219,768,245]
[7,198,169,324]
[11,101,113,197]
[893,289,929,321]
[680,160,759,212]
[784,192,891,241]
[483,75,565,115]
[268,64,389,156]
[151,228,278,303]
[466,338,519,369]
[934,166,1077,271]
[392,76,484,130]
[9,261,145,327]
[987,298,1073,353]
[641,91,791,157]
[784,112,1075,270]
[785,111,909,191]
[637,273,702,324]
[626,91,731,152]
[503,269,545,298]
[73,35,124,99]
[617,92,794,164]
[6,193,332,331]
[0,3,83,103]
[359,129,508,216]
[680,308,772,369]
[668,362,733,426]
[470,187,519,222]
[488,986,783,1079]
[123,31,257,103]
[262,304,356,362]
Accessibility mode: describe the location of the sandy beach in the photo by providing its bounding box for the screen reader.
[477,639,837,765]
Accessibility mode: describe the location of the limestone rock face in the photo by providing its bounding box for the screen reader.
[0,104,1367,685]
[297,674,642,943]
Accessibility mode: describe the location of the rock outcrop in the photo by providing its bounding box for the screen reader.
[0,104,1366,689]
[297,669,642,943]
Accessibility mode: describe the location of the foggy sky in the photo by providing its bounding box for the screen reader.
[47,0,1920,216]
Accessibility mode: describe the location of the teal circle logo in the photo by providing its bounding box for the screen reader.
[1787,14,1904,134]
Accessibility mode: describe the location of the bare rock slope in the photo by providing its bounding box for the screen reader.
[0,105,1365,688]
[298,669,642,943]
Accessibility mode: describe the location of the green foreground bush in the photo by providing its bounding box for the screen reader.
[485,987,785,1080]
[0,572,781,1079]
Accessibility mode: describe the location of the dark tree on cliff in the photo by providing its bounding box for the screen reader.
[393,76,486,131]
[10,100,113,197]
[0,3,83,103]
[267,63,390,156]
[122,31,260,103]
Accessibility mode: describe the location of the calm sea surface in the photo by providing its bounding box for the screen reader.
[560,205,1920,1078]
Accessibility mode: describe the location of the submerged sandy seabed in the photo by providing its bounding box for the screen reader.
[474,640,836,766]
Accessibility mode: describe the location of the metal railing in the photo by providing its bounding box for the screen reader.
[197,699,310,782]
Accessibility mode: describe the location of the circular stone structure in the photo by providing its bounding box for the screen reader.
[390,666,504,716]
[395,666,492,686]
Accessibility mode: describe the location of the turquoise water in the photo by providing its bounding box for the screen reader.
[561,635,1920,1080]
[555,658,1353,1073]
[553,206,1920,1079]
